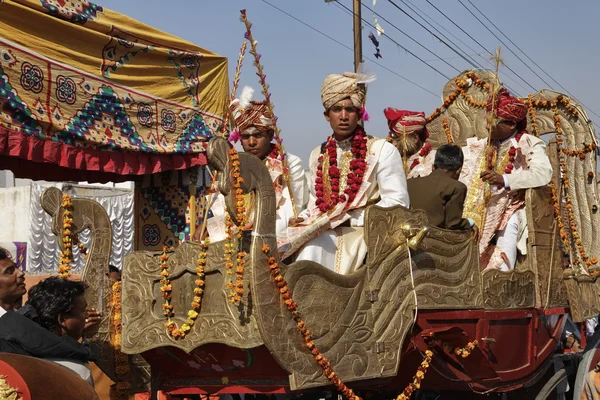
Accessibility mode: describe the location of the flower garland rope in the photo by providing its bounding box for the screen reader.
[552,105,598,268]
[161,240,209,339]
[59,194,74,279]
[224,148,248,304]
[240,9,298,218]
[442,118,453,144]
[109,281,131,400]
[395,350,434,400]
[315,127,368,215]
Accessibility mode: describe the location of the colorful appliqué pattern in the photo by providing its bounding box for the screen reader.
[58,85,150,149]
[142,224,161,247]
[40,0,104,25]
[161,109,176,133]
[174,113,213,152]
[168,50,202,105]
[20,62,44,94]
[55,75,76,104]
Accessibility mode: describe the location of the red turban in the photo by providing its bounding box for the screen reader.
[383,108,427,137]
[486,88,527,122]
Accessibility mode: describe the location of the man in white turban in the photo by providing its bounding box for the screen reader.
[281,72,409,274]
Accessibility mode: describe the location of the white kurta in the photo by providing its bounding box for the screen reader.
[206,152,307,241]
[460,133,552,270]
[295,136,409,274]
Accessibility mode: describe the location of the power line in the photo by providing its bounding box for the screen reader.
[464,0,600,127]
[387,0,523,96]
[398,0,527,96]
[258,0,439,97]
[458,0,554,90]
[361,1,463,73]
[333,0,453,80]
[385,0,479,70]
[424,0,533,95]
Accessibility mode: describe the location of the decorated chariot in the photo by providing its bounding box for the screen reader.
[0,1,599,400]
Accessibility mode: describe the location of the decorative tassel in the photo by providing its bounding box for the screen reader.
[361,106,370,122]
[229,130,240,143]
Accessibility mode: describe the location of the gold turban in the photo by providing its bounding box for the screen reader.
[321,72,374,110]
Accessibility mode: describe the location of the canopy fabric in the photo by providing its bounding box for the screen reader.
[0,0,229,181]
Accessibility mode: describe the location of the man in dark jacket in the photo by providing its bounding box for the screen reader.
[408,144,475,231]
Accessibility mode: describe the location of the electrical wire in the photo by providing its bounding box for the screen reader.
[258,0,440,97]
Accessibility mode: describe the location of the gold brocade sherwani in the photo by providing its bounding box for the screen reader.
[460,133,552,270]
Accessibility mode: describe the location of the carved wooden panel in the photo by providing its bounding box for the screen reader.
[121,239,263,355]
[482,269,535,309]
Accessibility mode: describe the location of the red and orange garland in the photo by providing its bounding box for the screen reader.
[261,243,360,399]
[59,194,74,279]
[409,141,432,171]
[487,132,523,175]
[72,235,88,260]
[453,340,479,358]
[224,148,247,304]
[109,280,131,399]
[442,118,453,144]
[316,128,368,214]
[395,350,434,400]
[161,240,208,339]
[527,94,540,137]
[263,243,440,400]
[552,105,598,268]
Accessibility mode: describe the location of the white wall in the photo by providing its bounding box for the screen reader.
[0,186,31,242]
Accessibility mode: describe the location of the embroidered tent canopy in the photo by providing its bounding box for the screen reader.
[0,0,229,182]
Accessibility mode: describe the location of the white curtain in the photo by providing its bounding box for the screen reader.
[28,183,134,275]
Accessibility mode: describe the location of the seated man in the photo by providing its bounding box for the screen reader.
[287,72,410,274]
[461,88,552,270]
[23,277,94,386]
[0,255,96,385]
[384,108,435,178]
[0,249,26,314]
[204,86,307,240]
[408,144,473,230]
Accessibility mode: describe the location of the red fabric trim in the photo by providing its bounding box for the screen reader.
[0,359,32,400]
[0,126,208,182]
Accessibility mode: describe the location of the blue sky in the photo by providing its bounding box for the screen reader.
[97,0,600,163]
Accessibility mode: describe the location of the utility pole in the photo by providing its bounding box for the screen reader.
[353,0,363,74]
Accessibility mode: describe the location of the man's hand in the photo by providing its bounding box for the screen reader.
[480,170,505,188]
[83,307,102,338]
[288,217,305,227]
[471,224,479,241]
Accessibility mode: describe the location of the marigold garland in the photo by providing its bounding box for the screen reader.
[261,243,360,399]
[552,106,598,268]
[161,241,209,339]
[72,235,88,261]
[225,148,248,304]
[453,340,479,358]
[527,94,540,137]
[58,194,74,279]
[442,118,453,144]
[395,350,435,400]
[315,127,368,215]
[110,281,131,400]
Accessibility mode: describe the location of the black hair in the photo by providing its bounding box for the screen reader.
[25,277,86,333]
[433,144,464,172]
[108,265,120,274]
